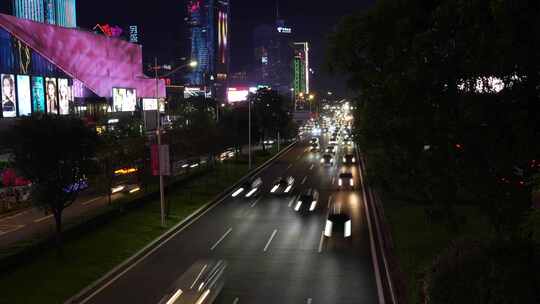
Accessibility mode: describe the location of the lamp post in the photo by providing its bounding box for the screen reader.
[248,97,252,170]
[152,58,197,227]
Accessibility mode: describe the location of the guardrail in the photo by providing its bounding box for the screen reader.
[356,148,403,304]
[65,141,298,304]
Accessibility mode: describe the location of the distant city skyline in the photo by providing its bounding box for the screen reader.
[0,0,375,96]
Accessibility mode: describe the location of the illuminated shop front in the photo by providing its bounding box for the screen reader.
[0,13,165,121]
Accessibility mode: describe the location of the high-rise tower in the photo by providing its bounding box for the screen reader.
[187,0,230,101]
[12,0,76,28]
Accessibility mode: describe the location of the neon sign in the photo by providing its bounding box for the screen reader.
[114,167,138,176]
[93,24,124,38]
[277,27,292,34]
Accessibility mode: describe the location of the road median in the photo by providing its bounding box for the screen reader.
[65,141,297,304]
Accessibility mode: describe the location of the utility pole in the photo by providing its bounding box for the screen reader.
[248,98,252,169]
[155,57,165,228]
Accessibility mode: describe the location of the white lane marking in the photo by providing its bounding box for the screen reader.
[34,214,53,223]
[318,231,324,253]
[287,164,293,170]
[0,224,25,236]
[82,197,101,206]
[301,176,307,185]
[190,264,208,289]
[263,229,278,252]
[307,298,313,304]
[309,164,314,170]
[327,195,333,209]
[250,197,262,208]
[332,177,336,185]
[0,210,30,222]
[232,297,239,304]
[288,197,295,207]
[211,228,233,251]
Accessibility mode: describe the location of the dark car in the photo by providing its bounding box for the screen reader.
[342,154,356,165]
[158,259,227,304]
[338,172,354,189]
[310,142,320,152]
[325,145,337,155]
[320,154,335,166]
[293,188,320,212]
[231,176,263,198]
[324,204,352,238]
[270,176,295,194]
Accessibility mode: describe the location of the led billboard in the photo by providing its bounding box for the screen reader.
[32,76,45,113]
[17,75,31,116]
[45,77,58,114]
[1,74,17,118]
[112,88,137,112]
[227,87,249,103]
[58,78,72,115]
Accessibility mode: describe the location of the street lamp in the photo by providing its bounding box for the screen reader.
[152,58,197,227]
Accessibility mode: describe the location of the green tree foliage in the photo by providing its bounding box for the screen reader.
[252,89,295,151]
[95,118,146,204]
[327,0,540,233]
[2,115,97,245]
[425,239,539,304]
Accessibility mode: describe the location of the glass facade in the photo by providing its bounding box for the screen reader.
[12,0,76,28]
[187,0,230,100]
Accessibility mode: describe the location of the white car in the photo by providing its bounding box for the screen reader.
[270,176,295,194]
[324,204,352,238]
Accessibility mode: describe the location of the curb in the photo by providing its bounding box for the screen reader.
[356,148,398,304]
[65,141,298,304]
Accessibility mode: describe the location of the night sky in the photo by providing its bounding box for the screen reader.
[0,0,375,96]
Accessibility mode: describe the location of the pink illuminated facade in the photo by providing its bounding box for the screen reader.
[0,13,165,101]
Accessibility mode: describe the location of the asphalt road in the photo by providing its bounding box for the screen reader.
[82,134,379,304]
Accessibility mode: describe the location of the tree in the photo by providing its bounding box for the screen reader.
[2,115,97,247]
[252,89,294,151]
[95,118,145,205]
[327,0,540,233]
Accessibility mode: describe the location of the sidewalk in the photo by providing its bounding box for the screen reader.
[0,190,128,252]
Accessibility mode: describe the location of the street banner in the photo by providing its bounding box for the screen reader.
[151,145,159,176]
[159,145,171,176]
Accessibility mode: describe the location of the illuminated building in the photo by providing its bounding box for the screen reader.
[293,42,309,95]
[187,0,230,101]
[252,8,293,95]
[12,0,76,28]
[0,13,164,119]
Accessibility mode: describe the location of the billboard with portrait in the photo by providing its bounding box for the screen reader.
[113,88,136,112]
[45,77,58,114]
[1,74,17,118]
[32,76,45,113]
[17,75,31,116]
[58,78,72,115]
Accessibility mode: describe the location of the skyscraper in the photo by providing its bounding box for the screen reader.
[12,0,76,28]
[293,42,309,95]
[187,0,230,101]
[252,7,293,95]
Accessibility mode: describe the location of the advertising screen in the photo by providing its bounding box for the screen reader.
[227,88,249,103]
[17,75,31,116]
[142,98,158,111]
[32,76,45,113]
[113,88,137,112]
[1,74,17,118]
[45,77,58,114]
[58,78,72,115]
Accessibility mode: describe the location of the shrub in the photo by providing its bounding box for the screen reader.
[424,238,539,304]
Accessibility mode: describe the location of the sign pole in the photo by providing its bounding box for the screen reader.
[155,57,166,228]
